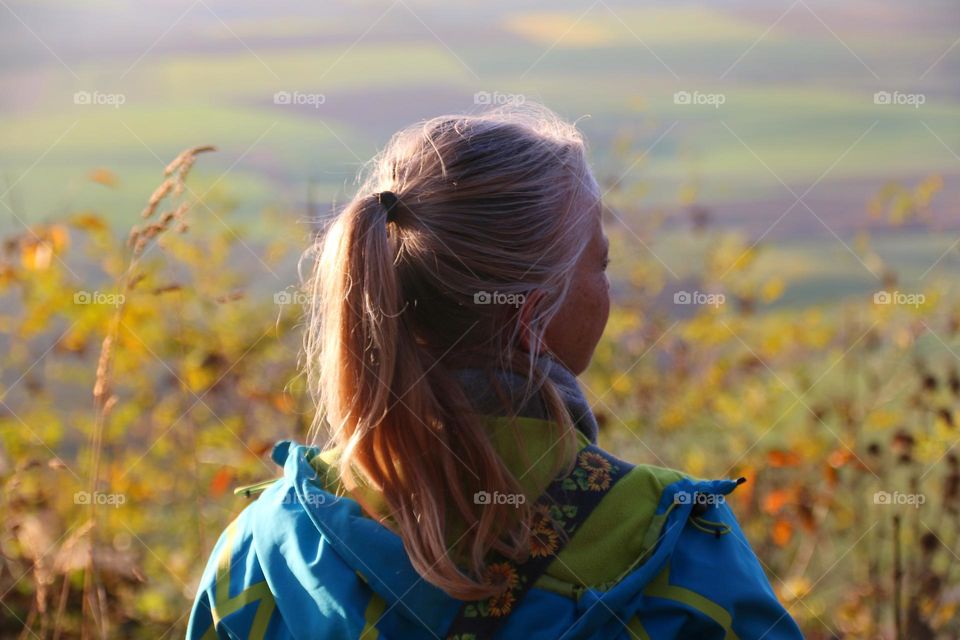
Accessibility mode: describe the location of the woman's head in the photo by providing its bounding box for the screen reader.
[302,101,606,599]
[539,203,610,374]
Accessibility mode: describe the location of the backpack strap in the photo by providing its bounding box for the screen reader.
[445,445,634,639]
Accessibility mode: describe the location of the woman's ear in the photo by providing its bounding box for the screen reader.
[517,290,545,354]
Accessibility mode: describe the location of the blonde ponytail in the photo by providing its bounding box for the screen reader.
[302,101,600,599]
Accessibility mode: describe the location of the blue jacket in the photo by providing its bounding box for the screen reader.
[187,435,804,639]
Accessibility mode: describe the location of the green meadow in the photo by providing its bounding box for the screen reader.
[4,2,957,241]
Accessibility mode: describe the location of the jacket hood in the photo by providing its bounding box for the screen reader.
[247,439,743,638]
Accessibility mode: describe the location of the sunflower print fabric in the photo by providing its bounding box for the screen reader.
[445,445,632,639]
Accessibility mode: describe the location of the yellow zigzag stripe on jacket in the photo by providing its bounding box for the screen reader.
[360,592,387,639]
[208,518,277,639]
[625,616,652,640]
[643,563,740,640]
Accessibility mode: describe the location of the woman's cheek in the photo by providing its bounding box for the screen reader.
[589,274,611,341]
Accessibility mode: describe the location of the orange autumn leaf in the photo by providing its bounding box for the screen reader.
[824,464,839,487]
[772,519,793,546]
[827,448,853,468]
[46,224,70,251]
[69,212,108,232]
[762,488,793,515]
[766,449,802,467]
[20,239,53,271]
[0,263,15,287]
[247,440,272,457]
[210,467,234,497]
[89,168,119,187]
[272,392,296,414]
[20,224,71,271]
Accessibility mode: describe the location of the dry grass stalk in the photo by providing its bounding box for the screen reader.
[83,144,215,639]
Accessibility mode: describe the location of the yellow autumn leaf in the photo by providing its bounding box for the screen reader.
[760,276,785,303]
[69,212,108,231]
[779,576,812,602]
[20,239,53,271]
[89,168,119,187]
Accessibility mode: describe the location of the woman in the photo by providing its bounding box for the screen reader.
[187,102,803,639]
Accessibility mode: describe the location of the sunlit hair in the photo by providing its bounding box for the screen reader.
[300,101,600,600]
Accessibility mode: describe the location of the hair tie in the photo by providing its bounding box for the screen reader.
[376,190,400,223]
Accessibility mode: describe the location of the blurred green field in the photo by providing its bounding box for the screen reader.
[3,1,958,237]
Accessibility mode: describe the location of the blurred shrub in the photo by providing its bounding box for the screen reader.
[1,150,957,639]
